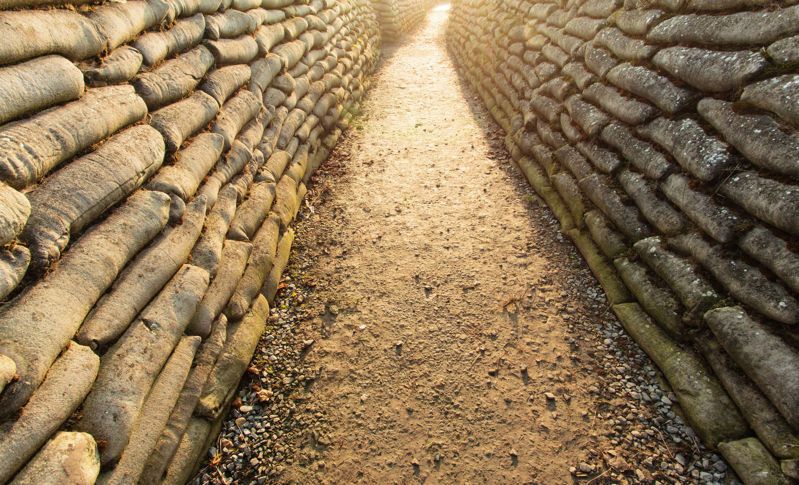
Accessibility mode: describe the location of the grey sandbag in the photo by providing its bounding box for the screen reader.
[718,438,793,485]
[147,133,225,200]
[719,171,799,236]
[0,343,99,483]
[150,90,220,153]
[134,13,206,66]
[191,184,239,277]
[138,317,227,485]
[77,264,209,465]
[159,418,212,485]
[613,303,749,447]
[133,45,215,110]
[225,213,280,320]
[20,125,165,272]
[0,85,147,189]
[97,336,200,485]
[0,10,103,65]
[698,337,799,460]
[9,432,99,485]
[705,307,799,430]
[0,55,84,126]
[0,183,30,247]
[614,257,686,337]
[227,180,276,241]
[196,294,268,419]
[90,0,170,51]
[264,227,294,303]
[661,173,743,244]
[212,89,263,150]
[80,46,143,87]
[739,226,799,295]
[76,196,207,349]
[0,190,170,416]
[200,65,252,106]
[187,239,252,337]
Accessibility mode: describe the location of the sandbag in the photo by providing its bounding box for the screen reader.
[0,10,104,65]
[0,85,147,189]
[20,125,165,272]
[0,183,30,247]
[200,64,252,105]
[159,418,212,485]
[264,227,294,303]
[227,181,276,241]
[9,432,99,485]
[718,438,792,485]
[204,36,259,65]
[80,46,143,87]
[0,55,84,126]
[0,343,99,483]
[133,45,215,110]
[212,89,263,150]
[76,196,207,350]
[187,239,252,337]
[191,184,239,277]
[0,354,15,395]
[0,190,170,416]
[197,295,268,419]
[76,264,209,465]
[147,133,225,200]
[150,91,220,153]
[90,0,171,51]
[97,336,201,485]
[133,13,206,66]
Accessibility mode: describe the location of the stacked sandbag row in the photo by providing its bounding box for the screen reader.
[0,0,380,482]
[370,0,432,39]
[447,0,799,482]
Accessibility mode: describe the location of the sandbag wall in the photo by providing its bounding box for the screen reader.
[0,0,379,482]
[370,0,432,39]
[447,1,799,483]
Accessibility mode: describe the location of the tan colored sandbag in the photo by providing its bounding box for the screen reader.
[0,85,147,189]
[211,89,263,150]
[97,336,200,485]
[196,295,268,418]
[0,10,104,65]
[187,239,252,337]
[89,0,170,51]
[76,264,209,465]
[0,190,170,416]
[80,46,143,87]
[139,316,227,484]
[719,438,793,485]
[133,45,215,110]
[0,354,15,395]
[159,418,212,485]
[150,91,220,153]
[191,184,239,277]
[0,183,30,247]
[134,13,206,66]
[0,55,84,126]
[76,196,207,350]
[20,125,165,273]
[264,228,294,303]
[147,133,224,200]
[227,180,276,241]
[0,342,99,483]
[9,432,99,485]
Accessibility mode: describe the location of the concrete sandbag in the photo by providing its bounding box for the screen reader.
[150,90,220,153]
[133,45,215,110]
[20,125,165,272]
[739,226,799,295]
[600,123,672,180]
[705,307,799,430]
[9,432,99,485]
[90,0,171,51]
[191,184,239,277]
[204,36,259,66]
[97,336,200,485]
[0,10,104,65]
[719,171,799,236]
[200,65,252,106]
[77,264,209,465]
[147,133,225,200]
[159,418,212,485]
[0,56,84,126]
[205,10,258,40]
[227,181,275,241]
[0,85,147,189]
[698,337,799,460]
[225,213,279,320]
[578,173,651,241]
[197,294,268,419]
[614,257,686,337]
[212,89,263,150]
[138,316,227,484]
[718,438,792,485]
[80,46,143,87]
[0,183,30,247]
[0,246,28,300]
[0,342,98,483]
[187,239,251,337]
[617,169,684,236]
[0,190,170,416]
[134,13,206,66]
[613,303,749,447]
[76,196,207,350]
[264,227,294,303]
[584,210,627,259]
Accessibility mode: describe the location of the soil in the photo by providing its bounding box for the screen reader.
[197,6,730,485]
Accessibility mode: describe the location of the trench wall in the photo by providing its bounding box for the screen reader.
[0,0,379,483]
[447,0,799,483]
[371,0,434,39]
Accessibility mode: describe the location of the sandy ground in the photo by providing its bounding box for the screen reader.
[199,7,730,485]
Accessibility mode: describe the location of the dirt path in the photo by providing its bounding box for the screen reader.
[199,6,731,485]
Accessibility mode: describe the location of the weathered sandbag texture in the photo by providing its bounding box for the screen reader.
[0,0,380,481]
[370,0,433,39]
[447,0,799,482]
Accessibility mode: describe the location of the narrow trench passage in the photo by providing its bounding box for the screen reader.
[203,6,729,484]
